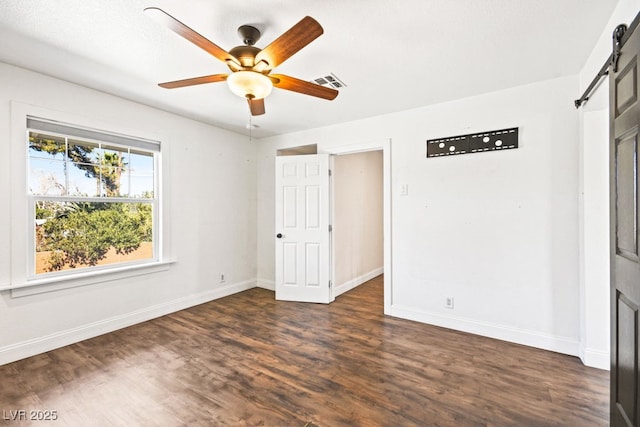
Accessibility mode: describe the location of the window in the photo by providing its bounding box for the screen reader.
[26,117,160,278]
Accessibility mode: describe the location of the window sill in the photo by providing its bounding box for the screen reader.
[2,260,176,298]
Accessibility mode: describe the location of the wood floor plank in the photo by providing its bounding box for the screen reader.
[0,275,608,426]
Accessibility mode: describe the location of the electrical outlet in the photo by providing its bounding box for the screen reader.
[220,273,225,283]
[445,297,454,309]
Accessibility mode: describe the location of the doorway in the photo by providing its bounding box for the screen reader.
[331,150,384,298]
[274,138,392,312]
[324,138,392,313]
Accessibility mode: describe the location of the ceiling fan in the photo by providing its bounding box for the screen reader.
[144,7,339,116]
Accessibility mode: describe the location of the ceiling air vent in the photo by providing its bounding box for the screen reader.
[313,73,347,89]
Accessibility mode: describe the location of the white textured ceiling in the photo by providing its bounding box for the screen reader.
[0,0,619,138]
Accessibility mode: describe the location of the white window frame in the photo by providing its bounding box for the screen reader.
[8,101,173,297]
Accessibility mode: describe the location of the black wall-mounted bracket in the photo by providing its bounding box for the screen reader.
[426,127,518,158]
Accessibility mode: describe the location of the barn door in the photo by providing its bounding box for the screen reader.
[275,154,332,303]
[611,21,640,427]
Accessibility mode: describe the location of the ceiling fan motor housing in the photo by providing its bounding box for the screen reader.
[228,45,261,69]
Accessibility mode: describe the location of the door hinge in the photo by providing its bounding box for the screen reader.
[329,280,332,288]
[328,169,332,176]
[329,224,333,232]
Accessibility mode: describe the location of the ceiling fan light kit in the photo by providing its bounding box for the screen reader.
[227,71,273,100]
[145,7,339,116]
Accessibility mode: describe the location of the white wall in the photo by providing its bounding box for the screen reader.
[333,151,384,296]
[576,0,640,370]
[257,75,584,358]
[0,62,257,364]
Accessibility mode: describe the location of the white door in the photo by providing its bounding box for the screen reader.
[275,154,332,303]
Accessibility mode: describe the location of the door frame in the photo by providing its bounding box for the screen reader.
[320,138,392,314]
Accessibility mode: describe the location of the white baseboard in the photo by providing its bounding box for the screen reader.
[257,268,384,296]
[579,346,610,370]
[334,267,383,297]
[256,278,275,291]
[0,279,256,366]
[389,304,580,358]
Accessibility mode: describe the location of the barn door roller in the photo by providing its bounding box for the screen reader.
[574,22,628,108]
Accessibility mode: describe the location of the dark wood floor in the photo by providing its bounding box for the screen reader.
[0,276,609,426]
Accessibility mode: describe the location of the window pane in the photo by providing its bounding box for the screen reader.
[29,132,66,160]
[29,158,66,196]
[67,140,103,196]
[68,162,102,197]
[28,132,67,195]
[34,201,154,275]
[101,145,127,197]
[68,139,101,165]
[102,167,126,197]
[27,122,159,278]
[128,150,154,198]
[128,177,154,198]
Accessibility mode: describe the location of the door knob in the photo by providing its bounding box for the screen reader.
[276,233,283,239]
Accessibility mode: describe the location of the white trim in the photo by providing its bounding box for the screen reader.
[390,303,580,357]
[27,116,160,152]
[579,345,610,370]
[329,154,336,300]
[256,278,275,291]
[334,267,383,297]
[11,100,169,293]
[0,279,256,366]
[319,138,392,314]
[5,260,176,297]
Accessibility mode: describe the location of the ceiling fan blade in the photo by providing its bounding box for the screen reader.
[254,16,323,70]
[248,98,266,116]
[144,7,240,67]
[158,73,228,89]
[270,74,338,100]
